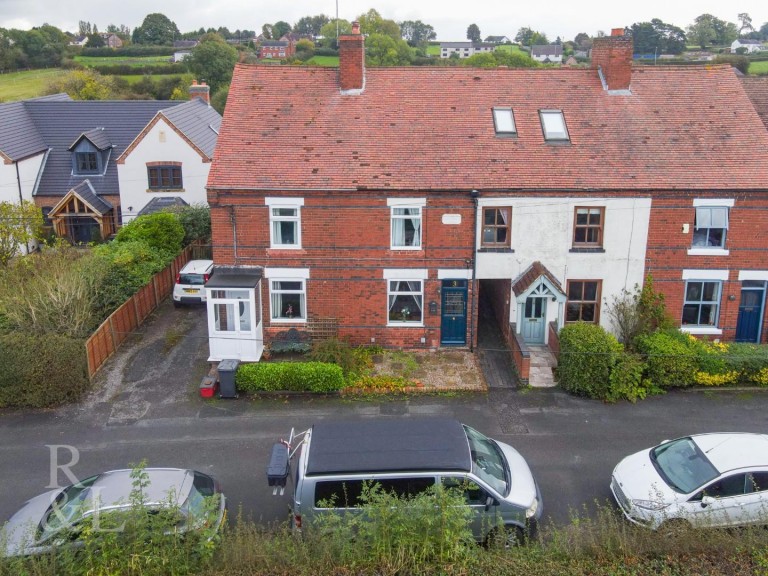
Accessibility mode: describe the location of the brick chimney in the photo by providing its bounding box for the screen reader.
[338,21,365,93]
[591,28,633,92]
[189,80,210,105]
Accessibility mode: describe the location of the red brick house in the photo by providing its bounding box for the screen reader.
[205,25,768,363]
[259,40,295,60]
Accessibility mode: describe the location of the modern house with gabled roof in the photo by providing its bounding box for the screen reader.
[205,25,768,371]
[0,84,221,246]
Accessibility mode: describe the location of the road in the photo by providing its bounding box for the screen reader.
[1,302,767,532]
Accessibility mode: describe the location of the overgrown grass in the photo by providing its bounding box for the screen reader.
[0,69,68,102]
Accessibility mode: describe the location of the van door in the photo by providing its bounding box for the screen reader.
[441,475,497,541]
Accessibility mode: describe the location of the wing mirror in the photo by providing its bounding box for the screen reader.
[485,496,496,512]
[701,495,715,508]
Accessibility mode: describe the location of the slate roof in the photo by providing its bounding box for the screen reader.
[741,77,768,130]
[532,45,563,57]
[209,64,768,192]
[68,180,113,214]
[138,196,188,216]
[0,94,70,161]
[71,127,113,151]
[511,261,564,296]
[159,98,222,159]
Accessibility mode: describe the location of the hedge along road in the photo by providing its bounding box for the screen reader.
[1,299,768,532]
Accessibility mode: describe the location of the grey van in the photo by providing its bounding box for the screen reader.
[267,418,542,545]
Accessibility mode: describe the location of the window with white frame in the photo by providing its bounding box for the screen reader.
[210,290,252,333]
[270,280,306,321]
[682,281,721,327]
[539,110,570,142]
[266,198,303,249]
[693,207,728,249]
[492,108,516,136]
[388,280,423,324]
[391,206,422,249]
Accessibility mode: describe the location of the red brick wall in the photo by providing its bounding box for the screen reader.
[591,34,632,90]
[338,30,364,90]
[210,190,477,348]
[645,192,768,343]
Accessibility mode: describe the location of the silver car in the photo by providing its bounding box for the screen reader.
[611,433,768,530]
[2,468,226,557]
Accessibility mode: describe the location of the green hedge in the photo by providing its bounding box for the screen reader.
[235,362,345,393]
[0,333,89,408]
[635,330,698,388]
[556,323,622,399]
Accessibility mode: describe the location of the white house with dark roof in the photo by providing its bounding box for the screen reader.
[531,44,563,63]
[439,42,495,59]
[0,83,220,247]
[731,39,764,54]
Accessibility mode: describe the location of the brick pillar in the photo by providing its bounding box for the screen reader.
[338,21,365,92]
[591,29,633,91]
[189,80,211,105]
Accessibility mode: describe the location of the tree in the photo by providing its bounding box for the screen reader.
[573,32,592,50]
[629,19,686,55]
[185,34,238,92]
[318,19,351,48]
[85,33,105,48]
[46,68,116,100]
[272,21,292,40]
[78,21,91,36]
[365,33,412,66]
[466,23,481,43]
[132,13,179,45]
[514,26,548,46]
[358,9,400,39]
[294,15,330,37]
[687,14,717,49]
[0,201,43,266]
[463,49,540,68]
[738,12,754,34]
[399,20,436,48]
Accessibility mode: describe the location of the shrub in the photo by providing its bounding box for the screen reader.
[235,362,345,393]
[309,338,374,379]
[163,204,211,245]
[115,212,184,255]
[606,353,655,403]
[556,322,622,399]
[0,333,88,408]
[723,343,768,384]
[635,330,697,388]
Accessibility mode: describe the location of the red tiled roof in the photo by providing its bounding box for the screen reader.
[209,64,768,192]
[511,261,564,295]
[741,77,768,130]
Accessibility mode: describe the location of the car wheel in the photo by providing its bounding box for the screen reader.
[486,525,526,548]
[659,518,691,535]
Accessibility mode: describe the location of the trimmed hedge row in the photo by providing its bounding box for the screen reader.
[0,333,89,408]
[556,322,622,399]
[235,362,345,393]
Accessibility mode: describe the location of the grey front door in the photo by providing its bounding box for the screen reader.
[522,297,546,344]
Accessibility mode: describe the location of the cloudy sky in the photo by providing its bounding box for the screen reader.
[0,0,766,41]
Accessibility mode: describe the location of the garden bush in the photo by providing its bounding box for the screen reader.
[115,212,184,255]
[0,333,88,408]
[235,362,345,393]
[606,352,654,403]
[308,338,375,379]
[635,330,698,388]
[163,204,211,245]
[556,322,622,400]
[722,343,768,385]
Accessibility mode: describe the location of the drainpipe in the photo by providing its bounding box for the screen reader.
[469,189,480,352]
[15,162,32,254]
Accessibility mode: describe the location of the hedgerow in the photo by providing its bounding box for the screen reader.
[556,322,622,400]
[235,362,345,393]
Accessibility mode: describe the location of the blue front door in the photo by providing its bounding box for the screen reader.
[735,282,766,343]
[522,297,546,344]
[441,280,467,346]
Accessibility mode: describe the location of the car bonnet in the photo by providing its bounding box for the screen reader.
[612,448,680,504]
[2,488,62,556]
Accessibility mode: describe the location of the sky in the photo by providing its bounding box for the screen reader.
[0,0,766,42]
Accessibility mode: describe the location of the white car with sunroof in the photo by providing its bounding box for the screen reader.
[611,433,768,530]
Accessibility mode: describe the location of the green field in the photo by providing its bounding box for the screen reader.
[304,55,339,66]
[426,43,440,56]
[117,74,185,85]
[74,55,173,66]
[0,69,68,102]
[749,60,768,75]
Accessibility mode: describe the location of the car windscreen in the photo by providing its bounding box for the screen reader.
[181,472,218,525]
[463,425,509,496]
[179,273,206,285]
[40,475,100,537]
[650,437,720,494]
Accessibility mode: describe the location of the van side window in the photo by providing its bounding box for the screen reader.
[442,476,485,505]
[314,477,435,508]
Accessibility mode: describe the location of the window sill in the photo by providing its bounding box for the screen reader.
[387,322,424,328]
[687,248,729,256]
[268,245,303,251]
[680,326,723,336]
[390,247,423,251]
[271,318,306,324]
[569,247,605,253]
[478,247,514,253]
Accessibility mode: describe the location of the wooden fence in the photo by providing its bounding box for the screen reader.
[85,245,194,377]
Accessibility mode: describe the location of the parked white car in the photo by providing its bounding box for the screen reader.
[611,433,768,530]
[173,259,214,306]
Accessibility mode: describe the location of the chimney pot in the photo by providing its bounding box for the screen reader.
[352,21,360,35]
[189,80,211,106]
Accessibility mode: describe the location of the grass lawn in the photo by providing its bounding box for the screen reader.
[304,55,339,66]
[494,44,526,54]
[426,44,440,56]
[0,69,67,102]
[74,55,172,66]
[749,60,768,75]
[117,74,185,85]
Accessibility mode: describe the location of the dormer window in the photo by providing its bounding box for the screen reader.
[539,110,569,142]
[492,107,516,136]
[72,140,103,175]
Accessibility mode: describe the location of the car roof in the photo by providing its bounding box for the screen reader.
[180,260,213,275]
[691,433,768,473]
[305,418,472,476]
[88,468,192,508]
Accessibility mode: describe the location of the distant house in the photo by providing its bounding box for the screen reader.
[174,40,199,49]
[485,35,511,44]
[531,44,563,63]
[439,42,495,59]
[69,35,88,47]
[173,50,192,63]
[100,33,123,49]
[0,83,221,248]
[260,41,295,59]
[732,39,764,54]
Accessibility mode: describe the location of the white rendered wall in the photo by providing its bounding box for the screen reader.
[0,154,44,204]
[118,118,210,222]
[475,197,652,333]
